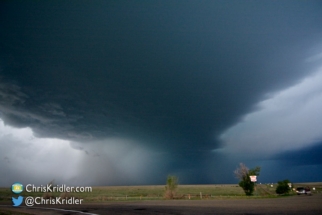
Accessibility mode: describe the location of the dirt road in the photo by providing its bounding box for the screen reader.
[1,193,321,214]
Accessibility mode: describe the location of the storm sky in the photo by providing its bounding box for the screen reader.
[1,1,322,186]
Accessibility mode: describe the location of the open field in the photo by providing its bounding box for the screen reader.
[2,184,248,202]
[1,182,322,202]
[1,183,322,214]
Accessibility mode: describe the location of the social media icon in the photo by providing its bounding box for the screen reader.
[12,183,23,194]
[12,196,24,207]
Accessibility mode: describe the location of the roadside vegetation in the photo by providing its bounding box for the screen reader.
[0,183,321,202]
[164,175,178,199]
[234,163,261,196]
[275,179,291,195]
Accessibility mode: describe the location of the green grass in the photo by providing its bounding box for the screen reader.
[1,182,321,202]
[176,184,245,197]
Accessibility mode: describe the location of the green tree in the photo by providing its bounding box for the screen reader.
[234,163,260,196]
[276,179,291,195]
[164,175,178,199]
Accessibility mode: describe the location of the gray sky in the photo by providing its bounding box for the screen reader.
[1,0,322,186]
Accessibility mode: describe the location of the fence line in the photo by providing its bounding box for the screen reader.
[85,193,259,201]
[86,190,321,201]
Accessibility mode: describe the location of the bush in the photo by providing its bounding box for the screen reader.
[234,163,260,196]
[276,179,291,195]
[238,179,254,196]
[164,175,178,199]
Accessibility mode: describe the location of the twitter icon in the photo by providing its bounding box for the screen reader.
[12,196,23,207]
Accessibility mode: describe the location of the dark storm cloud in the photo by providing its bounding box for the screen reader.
[1,1,322,184]
[272,142,322,166]
[252,143,322,183]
